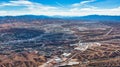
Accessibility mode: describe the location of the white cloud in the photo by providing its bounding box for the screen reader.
[0,7,120,16]
[0,0,57,12]
[10,1,32,5]
[0,0,120,16]
[55,2,64,7]
[81,0,95,4]
[69,7,120,16]
[0,11,7,16]
[0,1,33,6]
[0,0,58,16]
[72,0,96,7]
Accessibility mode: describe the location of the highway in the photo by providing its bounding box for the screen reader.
[65,53,78,63]
[104,27,113,36]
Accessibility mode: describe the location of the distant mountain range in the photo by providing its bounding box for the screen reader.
[65,15,120,21]
[0,15,52,20]
[0,15,120,22]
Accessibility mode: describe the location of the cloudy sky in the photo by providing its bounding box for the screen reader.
[0,0,120,16]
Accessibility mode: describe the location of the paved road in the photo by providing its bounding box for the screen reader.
[104,27,113,36]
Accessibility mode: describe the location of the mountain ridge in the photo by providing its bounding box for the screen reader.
[0,15,120,22]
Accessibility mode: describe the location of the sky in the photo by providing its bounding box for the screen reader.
[0,0,120,16]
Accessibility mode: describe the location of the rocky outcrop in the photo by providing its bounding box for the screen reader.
[0,61,37,67]
[88,57,120,67]
[0,52,46,67]
[69,44,120,67]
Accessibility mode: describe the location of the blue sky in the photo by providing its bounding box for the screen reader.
[0,0,120,16]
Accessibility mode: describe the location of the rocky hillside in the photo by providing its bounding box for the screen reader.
[0,52,46,67]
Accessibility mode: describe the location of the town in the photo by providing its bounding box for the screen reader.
[0,19,120,67]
